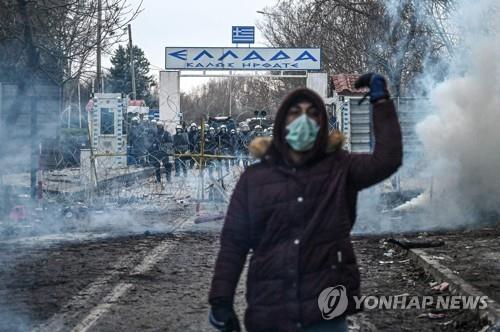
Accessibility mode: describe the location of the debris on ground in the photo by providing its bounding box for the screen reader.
[386,238,445,249]
[431,282,450,292]
[418,312,447,319]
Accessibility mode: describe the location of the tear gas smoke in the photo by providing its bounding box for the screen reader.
[354,0,500,234]
[416,0,500,226]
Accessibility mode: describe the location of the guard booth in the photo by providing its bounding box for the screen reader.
[330,74,429,153]
[82,93,128,171]
[329,74,431,194]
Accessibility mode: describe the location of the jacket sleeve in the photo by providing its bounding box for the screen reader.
[347,99,403,190]
[209,171,251,304]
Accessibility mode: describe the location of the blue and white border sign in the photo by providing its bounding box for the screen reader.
[232,26,255,44]
[165,47,321,71]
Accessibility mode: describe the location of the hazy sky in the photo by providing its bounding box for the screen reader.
[113,0,275,91]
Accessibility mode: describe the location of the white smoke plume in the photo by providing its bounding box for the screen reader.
[416,0,500,225]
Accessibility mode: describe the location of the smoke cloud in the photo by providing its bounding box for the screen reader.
[416,0,500,226]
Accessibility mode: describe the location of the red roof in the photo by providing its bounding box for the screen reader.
[331,74,368,96]
[85,99,93,112]
[129,99,146,106]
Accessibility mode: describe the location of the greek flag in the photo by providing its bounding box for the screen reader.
[232,26,255,44]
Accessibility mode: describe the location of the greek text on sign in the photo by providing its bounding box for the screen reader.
[165,47,321,70]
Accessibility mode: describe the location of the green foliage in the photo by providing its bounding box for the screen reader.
[107,45,157,107]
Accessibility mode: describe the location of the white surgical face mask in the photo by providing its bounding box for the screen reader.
[285,113,320,151]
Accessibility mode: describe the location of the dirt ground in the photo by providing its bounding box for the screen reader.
[0,213,493,332]
[398,224,500,304]
[355,238,486,331]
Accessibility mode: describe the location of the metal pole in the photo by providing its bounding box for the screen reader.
[87,121,99,198]
[78,81,82,128]
[128,24,137,100]
[396,97,401,192]
[68,106,71,128]
[199,118,205,200]
[30,97,37,199]
[228,73,232,116]
[96,0,102,92]
[67,69,72,128]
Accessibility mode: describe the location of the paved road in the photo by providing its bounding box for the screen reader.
[0,215,489,332]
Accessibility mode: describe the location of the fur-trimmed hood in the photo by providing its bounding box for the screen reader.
[248,131,345,159]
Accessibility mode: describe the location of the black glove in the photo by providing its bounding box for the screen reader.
[208,298,240,332]
[354,73,390,104]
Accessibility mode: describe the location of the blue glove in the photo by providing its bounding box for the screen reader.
[354,73,390,104]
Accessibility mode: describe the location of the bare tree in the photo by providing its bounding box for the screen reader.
[181,76,305,123]
[257,0,457,95]
[0,0,142,87]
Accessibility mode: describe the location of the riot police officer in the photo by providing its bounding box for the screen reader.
[239,124,252,168]
[128,117,141,165]
[136,118,151,166]
[151,122,173,185]
[252,124,264,138]
[204,127,218,175]
[173,124,189,177]
[187,122,199,169]
[217,125,232,172]
[229,129,239,166]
